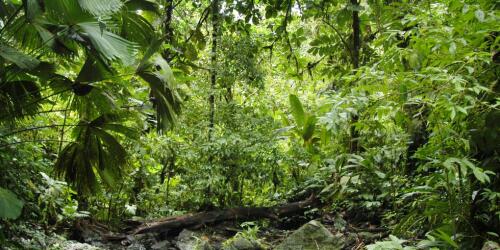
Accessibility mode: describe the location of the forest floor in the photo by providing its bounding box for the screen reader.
[57,212,388,250]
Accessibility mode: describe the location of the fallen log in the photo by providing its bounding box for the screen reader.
[132,194,319,235]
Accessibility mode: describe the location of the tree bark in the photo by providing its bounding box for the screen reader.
[350,0,360,69]
[349,0,361,154]
[152,0,175,133]
[162,0,175,61]
[208,0,219,142]
[131,195,319,235]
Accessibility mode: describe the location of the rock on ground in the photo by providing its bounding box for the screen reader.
[176,229,213,250]
[274,220,344,250]
[52,241,104,250]
[482,241,500,250]
[223,236,264,250]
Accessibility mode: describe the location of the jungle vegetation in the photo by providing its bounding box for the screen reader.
[0,0,498,249]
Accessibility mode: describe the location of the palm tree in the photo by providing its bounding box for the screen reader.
[0,0,182,195]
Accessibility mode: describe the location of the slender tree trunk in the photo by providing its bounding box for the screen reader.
[405,104,429,174]
[165,169,172,206]
[162,0,174,61]
[153,0,176,190]
[351,0,360,69]
[150,0,175,133]
[349,115,359,153]
[349,0,361,153]
[225,86,232,102]
[58,97,72,156]
[208,0,219,141]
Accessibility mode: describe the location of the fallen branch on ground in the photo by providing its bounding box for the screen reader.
[131,194,319,235]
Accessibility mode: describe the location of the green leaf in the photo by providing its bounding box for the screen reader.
[408,52,421,69]
[55,114,132,194]
[474,9,485,22]
[449,42,456,55]
[0,80,42,120]
[24,0,41,21]
[137,54,182,131]
[289,94,305,127]
[33,24,56,48]
[443,158,460,170]
[124,0,159,14]
[399,84,408,102]
[302,115,316,141]
[0,187,24,219]
[76,56,115,83]
[433,229,459,248]
[44,0,93,23]
[0,44,40,69]
[78,22,138,65]
[121,12,155,47]
[472,167,486,183]
[78,0,123,16]
[136,37,163,71]
[55,141,97,195]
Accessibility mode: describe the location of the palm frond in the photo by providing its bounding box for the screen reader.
[55,114,134,194]
[78,0,124,16]
[136,39,182,131]
[76,56,115,83]
[124,0,159,14]
[137,55,182,131]
[78,22,137,65]
[55,142,98,195]
[121,12,155,47]
[0,80,41,121]
[0,44,39,69]
[0,1,18,19]
[71,86,117,119]
[44,0,93,24]
[25,62,57,81]
[24,0,42,21]
[4,18,48,52]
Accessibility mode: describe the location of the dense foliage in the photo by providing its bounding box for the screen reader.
[0,0,498,249]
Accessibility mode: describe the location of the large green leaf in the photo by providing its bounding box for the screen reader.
[76,56,115,83]
[302,115,317,142]
[0,80,41,121]
[44,0,92,23]
[0,187,24,219]
[136,37,163,71]
[24,0,41,21]
[70,84,117,118]
[78,0,123,16]
[137,46,182,131]
[78,22,137,64]
[289,94,305,127]
[121,12,155,47]
[55,142,98,194]
[138,69,181,131]
[55,114,133,194]
[0,44,39,69]
[124,0,159,14]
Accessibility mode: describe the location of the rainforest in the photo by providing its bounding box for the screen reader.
[0,0,498,249]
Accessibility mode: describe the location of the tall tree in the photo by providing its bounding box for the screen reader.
[163,0,175,61]
[349,0,361,153]
[208,0,219,141]
[350,0,360,69]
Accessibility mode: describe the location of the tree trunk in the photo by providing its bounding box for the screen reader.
[405,104,429,174]
[208,0,219,142]
[350,0,360,69]
[162,0,174,61]
[349,0,361,154]
[131,195,319,235]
